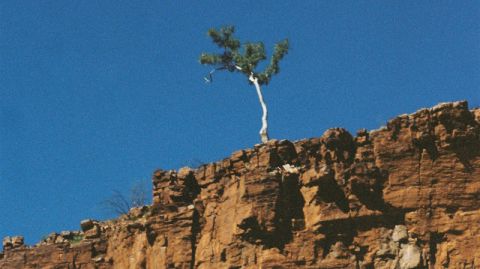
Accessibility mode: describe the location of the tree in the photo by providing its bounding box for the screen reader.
[200,26,289,143]
[101,181,149,216]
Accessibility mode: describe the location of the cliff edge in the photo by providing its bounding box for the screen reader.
[1,101,479,269]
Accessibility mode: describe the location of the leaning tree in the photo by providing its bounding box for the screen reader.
[200,26,289,143]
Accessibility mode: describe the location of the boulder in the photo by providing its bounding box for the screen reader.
[80,219,95,232]
[399,244,421,269]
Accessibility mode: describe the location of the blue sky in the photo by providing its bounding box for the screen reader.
[1,1,479,244]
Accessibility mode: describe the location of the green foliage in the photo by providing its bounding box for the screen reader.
[68,234,84,244]
[200,26,289,85]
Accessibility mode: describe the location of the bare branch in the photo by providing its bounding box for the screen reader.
[101,181,149,216]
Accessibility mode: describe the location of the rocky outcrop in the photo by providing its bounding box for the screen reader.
[2,236,24,252]
[1,101,479,268]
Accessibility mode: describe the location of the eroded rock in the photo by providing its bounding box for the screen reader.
[399,244,421,269]
[1,101,479,268]
[392,225,408,243]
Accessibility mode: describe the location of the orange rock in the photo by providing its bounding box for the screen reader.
[1,101,479,268]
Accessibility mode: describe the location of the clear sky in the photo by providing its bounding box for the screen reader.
[1,1,479,244]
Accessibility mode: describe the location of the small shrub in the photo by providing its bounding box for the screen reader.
[68,234,83,244]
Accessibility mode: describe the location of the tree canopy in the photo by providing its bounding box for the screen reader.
[200,26,289,85]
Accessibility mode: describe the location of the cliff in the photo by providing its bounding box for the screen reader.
[1,101,479,269]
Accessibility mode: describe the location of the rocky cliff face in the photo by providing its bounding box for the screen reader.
[1,101,479,269]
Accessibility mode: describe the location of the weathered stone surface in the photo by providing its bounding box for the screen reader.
[392,225,408,242]
[80,219,95,231]
[2,236,24,251]
[1,101,479,268]
[399,243,422,269]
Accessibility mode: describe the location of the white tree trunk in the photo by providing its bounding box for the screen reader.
[249,75,269,143]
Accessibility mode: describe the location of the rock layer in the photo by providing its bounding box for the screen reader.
[1,101,479,269]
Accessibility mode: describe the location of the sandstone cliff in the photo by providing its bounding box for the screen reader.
[1,101,479,269]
